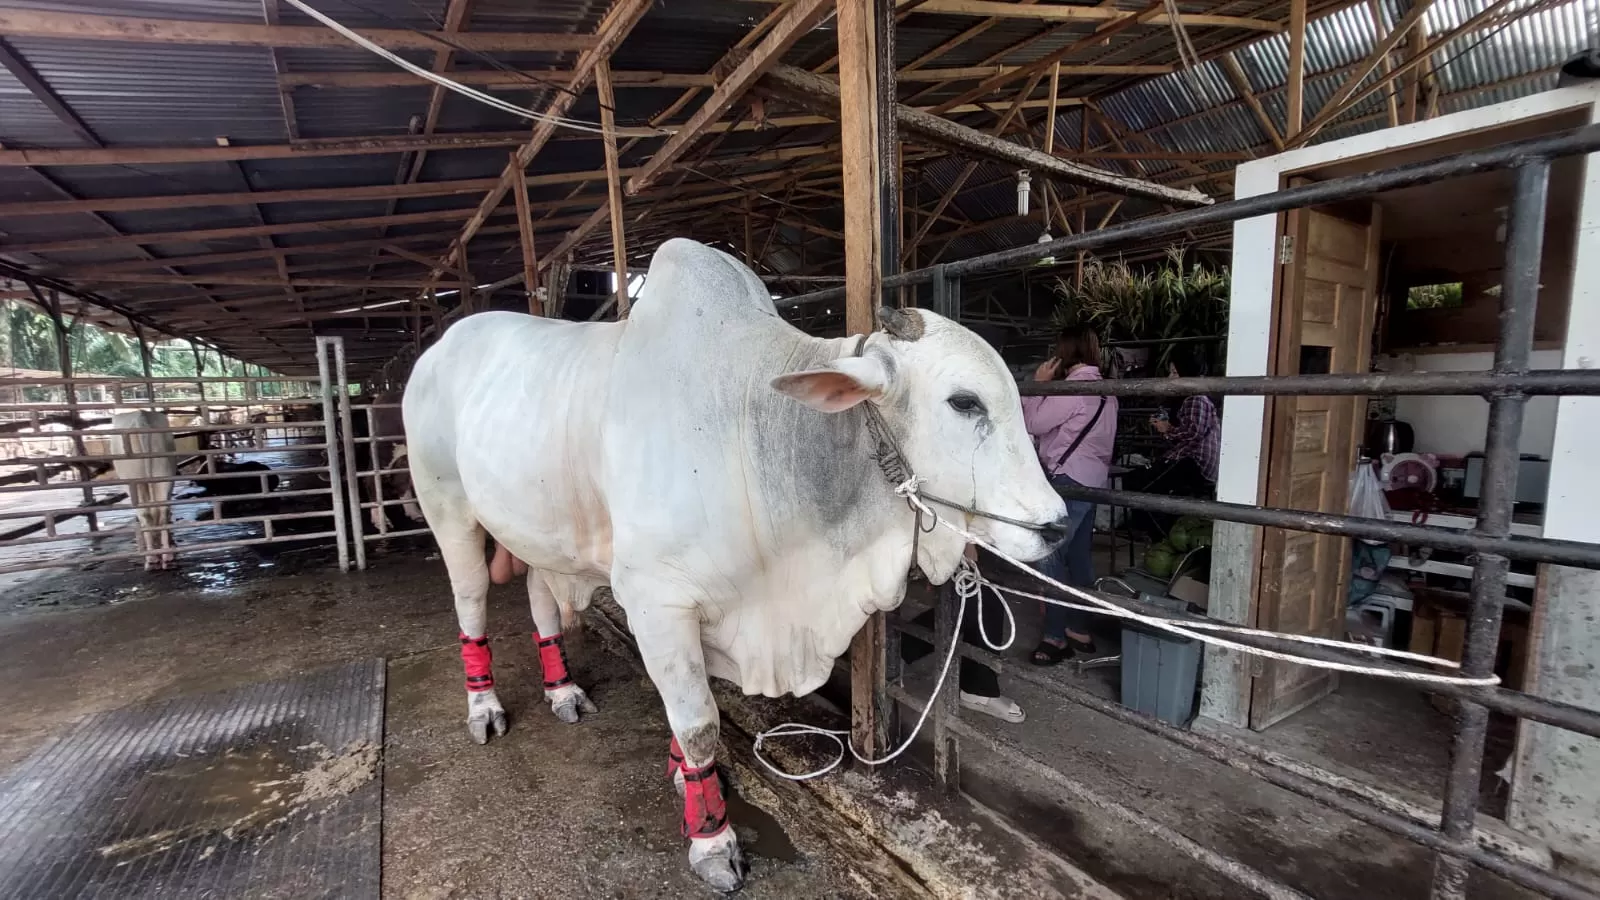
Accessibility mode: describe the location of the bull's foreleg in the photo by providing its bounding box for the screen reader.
[527,573,597,724]
[439,528,508,744]
[629,602,745,893]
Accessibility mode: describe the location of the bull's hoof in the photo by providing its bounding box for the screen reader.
[467,691,508,744]
[689,832,746,893]
[546,686,598,724]
[467,709,508,745]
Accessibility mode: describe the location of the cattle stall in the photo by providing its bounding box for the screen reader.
[0,338,351,582]
[779,122,1600,900]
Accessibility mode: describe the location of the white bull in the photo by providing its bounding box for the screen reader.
[110,410,176,571]
[402,238,1067,891]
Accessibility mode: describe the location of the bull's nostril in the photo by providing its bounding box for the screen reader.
[1038,514,1074,546]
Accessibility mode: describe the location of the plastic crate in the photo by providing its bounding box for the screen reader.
[1120,594,1202,727]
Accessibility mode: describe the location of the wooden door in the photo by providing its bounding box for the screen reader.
[1249,202,1381,731]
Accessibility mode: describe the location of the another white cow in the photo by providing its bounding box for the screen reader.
[403,238,1067,891]
[110,410,177,571]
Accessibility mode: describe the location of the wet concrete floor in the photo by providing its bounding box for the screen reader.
[0,545,880,899]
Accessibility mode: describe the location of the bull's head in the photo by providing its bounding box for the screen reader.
[771,307,1068,584]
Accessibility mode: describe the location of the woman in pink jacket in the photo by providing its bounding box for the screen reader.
[1020,326,1118,666]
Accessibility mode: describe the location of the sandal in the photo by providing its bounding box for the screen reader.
[1030,640,1071,667]
[1030,637,1099,667]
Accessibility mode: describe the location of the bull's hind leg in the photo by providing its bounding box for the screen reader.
[622,589,745,893]
[435,520,508,744]
[526,572,598,724]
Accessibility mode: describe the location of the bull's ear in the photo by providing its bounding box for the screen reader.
[770,355,890,413]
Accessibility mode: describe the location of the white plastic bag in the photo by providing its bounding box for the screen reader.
[1348,463,1390,544]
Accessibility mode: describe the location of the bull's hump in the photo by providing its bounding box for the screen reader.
[636,238,779,322]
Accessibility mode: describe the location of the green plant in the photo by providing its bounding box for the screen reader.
[1051,248,1230,373]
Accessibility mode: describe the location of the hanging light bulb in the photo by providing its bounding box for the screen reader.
[1035,230,1055,267]
[1015,169,1032,216]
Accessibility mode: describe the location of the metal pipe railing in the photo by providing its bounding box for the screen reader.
[859,127,1600,900]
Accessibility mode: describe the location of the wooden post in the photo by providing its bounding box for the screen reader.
[596,61,630,317]
[1404,21,1426,124]
[1286,0,1307,136]
[743,192,755,266]
[1371,0,1400,128]
[38,288,98,532]
[511,153,542,315]
[1044,61,1061,155]
[840,0,896,760]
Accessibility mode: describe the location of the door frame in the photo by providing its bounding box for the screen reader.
[1198,85,1600,730]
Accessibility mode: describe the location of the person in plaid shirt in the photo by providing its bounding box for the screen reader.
[1150,349,1220,488]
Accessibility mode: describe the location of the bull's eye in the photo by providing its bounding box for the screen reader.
[947,392,986,416]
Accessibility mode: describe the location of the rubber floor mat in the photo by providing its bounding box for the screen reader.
[0,658,385,900]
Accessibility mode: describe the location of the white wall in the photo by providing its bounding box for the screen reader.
[1380,350,1564,457]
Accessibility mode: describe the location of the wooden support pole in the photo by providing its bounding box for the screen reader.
[1404,18,1427,123]
[1286,0,1307,136]
[839,0,894,761]
[596,61,630,317]
[744,193,756,266]
[512,152,542,316]
[1371,0,1401,128]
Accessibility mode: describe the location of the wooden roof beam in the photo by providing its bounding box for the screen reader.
[429,0,655,283]
[899,0,1279,30]
[625,0,838,196]
[279,69,714,89]
[928,1,1166,114]
[761,65,1210,206]
[0,9,595,51]
[0,38,102,147]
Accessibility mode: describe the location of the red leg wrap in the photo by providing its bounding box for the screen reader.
[459,633,493,692]
[667,736,684,780]
[533,630,573,690]
[681,761,729,839]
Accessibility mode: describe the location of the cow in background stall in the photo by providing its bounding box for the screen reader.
[403,239,1069,891]
[349,389,421,533]
[110,410,177,571]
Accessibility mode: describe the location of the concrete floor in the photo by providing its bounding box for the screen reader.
[0,545,885,899]
[1,523,1546,900]
[896,569,1541,900]
[0,538,1121,900]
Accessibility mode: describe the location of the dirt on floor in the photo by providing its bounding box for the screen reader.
[0,545,883,899]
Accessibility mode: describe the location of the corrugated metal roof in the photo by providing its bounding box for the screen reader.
[0,0,1594,368]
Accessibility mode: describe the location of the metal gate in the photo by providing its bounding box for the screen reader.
[328,337,429,572]
[0,337,351,578]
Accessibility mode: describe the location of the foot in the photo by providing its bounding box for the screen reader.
[1030,638,1071,667]
[544,684,598,724]
[960,691,1026,723]
[466,689,509,744]
[688,830,747,893]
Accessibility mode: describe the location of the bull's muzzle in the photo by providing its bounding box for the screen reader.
[1036,513,1076,548]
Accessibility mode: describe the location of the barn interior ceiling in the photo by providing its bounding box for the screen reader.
[0,0,1588,375]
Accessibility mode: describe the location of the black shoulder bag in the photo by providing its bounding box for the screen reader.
[1051,397,1108,473]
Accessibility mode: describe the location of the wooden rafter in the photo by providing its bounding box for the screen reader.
[625,0,838,196]
[596,61,630,315]
[429,0,655,284]
[279,69,713,89]
[1287,0,1437,146]
[0,38,102,147]
[761,65,1210,205]
[1221,54,1284,152]
[928,2,1166,115]
[0,9,595,51]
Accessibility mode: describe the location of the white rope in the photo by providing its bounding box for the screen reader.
[896,481,1500,687]
[753,479,1498,782]
[751,561,978,781]
[280,0,672,139]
